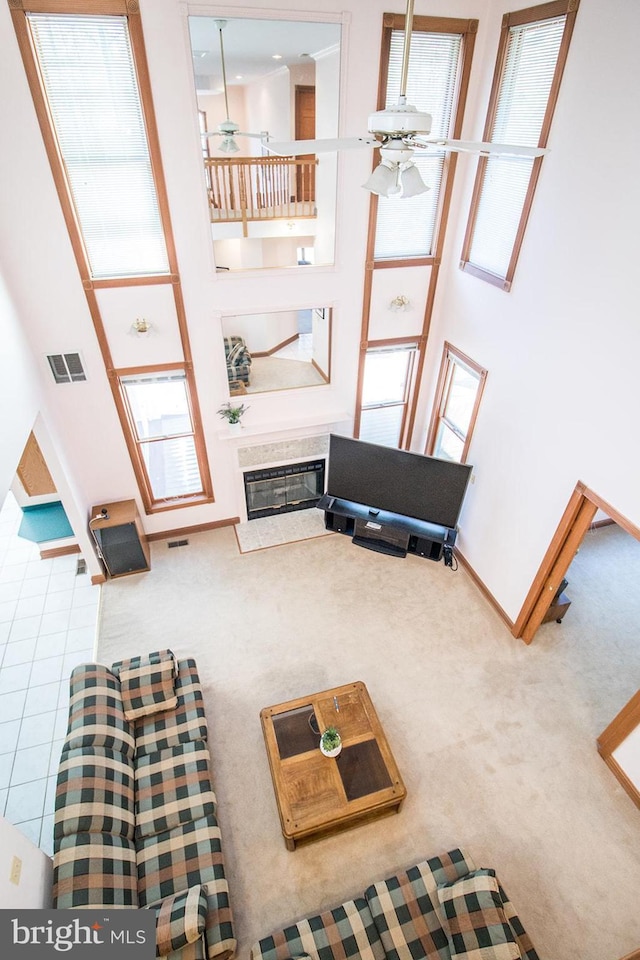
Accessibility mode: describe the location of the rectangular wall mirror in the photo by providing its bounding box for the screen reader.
[221,307,331,394]
[188,15,341,271]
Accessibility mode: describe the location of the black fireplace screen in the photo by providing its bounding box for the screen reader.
[244,459,325,520]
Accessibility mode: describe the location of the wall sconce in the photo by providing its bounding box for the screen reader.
[389,295,410,312]
[130,318,152,336]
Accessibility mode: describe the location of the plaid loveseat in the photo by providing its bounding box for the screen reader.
[52,650,236,960]
[251,848,538,960]
[224,336,252,385]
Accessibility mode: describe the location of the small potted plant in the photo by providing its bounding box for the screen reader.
[217,401,248,432]
[319,725,342,758]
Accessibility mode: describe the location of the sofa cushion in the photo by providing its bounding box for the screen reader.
[64,664,135,757]
[153,885,208,956]
[134,740,217,839]
[136,813,228,906]
[54,746,135,843]
[134,659,209,757]
[436,870,521,960]
[137,815,236,960]
[53,832,139,907]
[112,649,178,721]
[251,898,387,960]
[364,848,475,960]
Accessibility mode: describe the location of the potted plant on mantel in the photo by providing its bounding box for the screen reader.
[319,725,342,758]
[217,401,249,433]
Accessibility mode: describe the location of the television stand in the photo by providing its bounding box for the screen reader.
[352,518,409,557]
[318,495,457,563]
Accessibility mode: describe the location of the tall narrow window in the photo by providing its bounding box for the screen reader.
[119,370,205,506]
[359,344,417,448]
[460,1,579,290]
[426,344,487,463]
[27,13,169,279]
[374,30,463,261]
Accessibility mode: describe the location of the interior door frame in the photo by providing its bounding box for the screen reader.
[514,481,640,643]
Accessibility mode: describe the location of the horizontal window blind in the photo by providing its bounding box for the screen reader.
[374,31,461,260]
[28,14,170,280]
[119,370,204,501]
[467,15,566,279]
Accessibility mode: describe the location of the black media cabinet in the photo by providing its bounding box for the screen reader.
[317,494,457,562]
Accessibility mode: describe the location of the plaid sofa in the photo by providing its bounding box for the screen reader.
[251,848,538,960]
[52,651,236,960]
[224,336,252,385]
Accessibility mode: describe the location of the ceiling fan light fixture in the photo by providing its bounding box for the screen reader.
[362,159,397,197]
[219,135,240,154]
[398,162,429,198]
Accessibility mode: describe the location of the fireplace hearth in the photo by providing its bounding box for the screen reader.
[244,459,325,520]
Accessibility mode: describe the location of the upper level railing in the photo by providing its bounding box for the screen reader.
[205,156,317,234]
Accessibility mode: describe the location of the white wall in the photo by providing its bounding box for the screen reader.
[3,0,638,626]
[0,818,53,909]
[414,0,640,620]
[0,275,41,505]
[613,727,640,792]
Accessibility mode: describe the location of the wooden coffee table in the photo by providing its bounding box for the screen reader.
[260,681,406,850]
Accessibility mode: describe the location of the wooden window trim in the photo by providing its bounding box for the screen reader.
[10,1,214,513]
[459,0,580,291]
[357,341,419,448]
[356,16,477,447]
[116,363,213,514]
[425,342,487,462]
[370,15,478,268]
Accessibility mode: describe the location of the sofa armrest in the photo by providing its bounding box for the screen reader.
[147,882,235,960]
[201,879,237,960]
[148,886,208,957]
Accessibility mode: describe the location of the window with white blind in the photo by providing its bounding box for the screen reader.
[359,344,417,447]
[119,370,205,505]
[374,30,462,261]
[27,14,169,280]
[460,1,579,289]
[426,343,487,464]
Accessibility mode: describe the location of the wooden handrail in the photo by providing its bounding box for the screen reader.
[205,155,317,234]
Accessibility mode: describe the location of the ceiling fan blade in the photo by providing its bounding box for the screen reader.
[412,136,547,158]
[263,136,379,156]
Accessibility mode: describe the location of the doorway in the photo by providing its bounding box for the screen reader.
[294,85,315,202]
[514,482,640,643]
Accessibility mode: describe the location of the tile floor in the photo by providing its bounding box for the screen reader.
[0,491,100,855]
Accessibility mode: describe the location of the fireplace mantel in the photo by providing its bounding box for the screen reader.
[217,410,351,444]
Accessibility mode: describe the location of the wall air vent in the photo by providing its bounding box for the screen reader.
[47,353,87,384]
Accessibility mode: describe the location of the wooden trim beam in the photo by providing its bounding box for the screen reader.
[146,517,240,542]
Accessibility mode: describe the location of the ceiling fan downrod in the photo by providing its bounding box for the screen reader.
[215,19,232,121]
[399,0,415,103]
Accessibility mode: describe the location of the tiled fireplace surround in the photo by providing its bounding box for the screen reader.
[236,434,330,524]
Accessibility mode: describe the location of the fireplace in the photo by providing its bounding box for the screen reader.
[243,459,325,520]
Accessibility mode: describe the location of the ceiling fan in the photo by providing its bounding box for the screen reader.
[201,20,267,154]
[262,0,546,197]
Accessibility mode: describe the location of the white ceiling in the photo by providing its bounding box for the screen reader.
[188,16,341,87]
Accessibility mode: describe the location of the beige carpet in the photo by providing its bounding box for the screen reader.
[97,522,640,960]
[246,356,326,393]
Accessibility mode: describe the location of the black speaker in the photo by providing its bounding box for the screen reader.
[408,536,443,561]
[94,523,147,576]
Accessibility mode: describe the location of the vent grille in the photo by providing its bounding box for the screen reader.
[76,558,87,576]
[167,539,189,549]
[47,353,86,384]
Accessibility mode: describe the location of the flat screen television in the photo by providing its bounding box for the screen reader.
[326,435,472,530]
